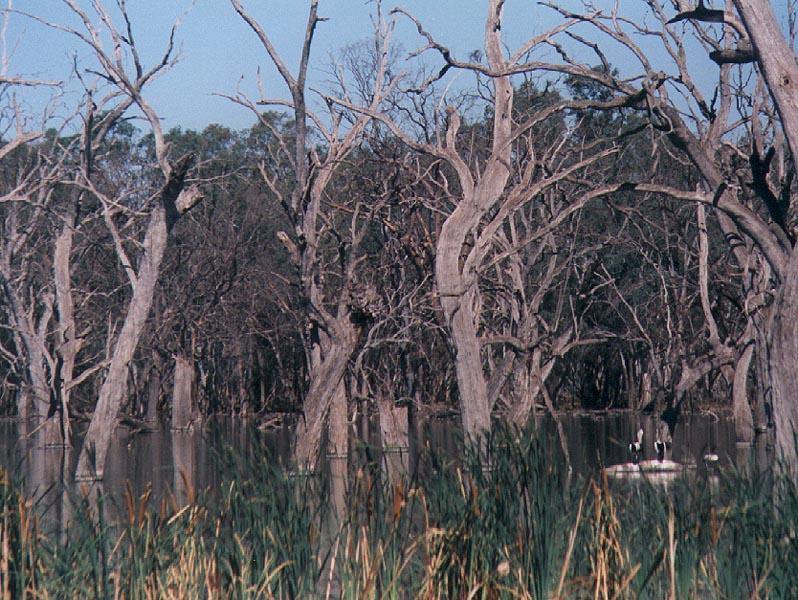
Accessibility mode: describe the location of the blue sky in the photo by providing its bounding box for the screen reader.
[6,1,737,133]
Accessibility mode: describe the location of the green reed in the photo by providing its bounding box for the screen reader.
[1,427,797,599]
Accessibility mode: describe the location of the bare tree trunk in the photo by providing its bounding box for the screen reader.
[22,419,66,500]
[171,428,196,506]
[294,316,359,471]
[377,393,409,483]
[0,280,61,443]
[732,343,755,443]
[328,370,349,524]
[752,327,771,431]
[76,208,169,479]
[542,385,571,470]
[171,354,195,430]
[53,218,79,448]
[328,378,348,457]
[76,167,200,480]
[445,287,491,439]
[146,352,162,423]
[733,0,798,474]
[509,349,560,427]
[769,286,798,473]
[639,371,653,412]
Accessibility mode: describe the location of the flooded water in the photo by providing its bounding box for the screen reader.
[0,410,772,523]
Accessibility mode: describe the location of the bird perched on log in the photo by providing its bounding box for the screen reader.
[629,429,644,464]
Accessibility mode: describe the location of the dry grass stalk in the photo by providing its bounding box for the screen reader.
[588,474,638,600]
[667,504,676,600]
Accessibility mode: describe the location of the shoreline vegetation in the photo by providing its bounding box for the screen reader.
[1,429,795,599]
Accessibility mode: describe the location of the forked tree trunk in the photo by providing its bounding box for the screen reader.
[17,300,62,447]
[171,354,195,430]
[509,349,559,427]
[2,285,60,444]
[294,315,359,471]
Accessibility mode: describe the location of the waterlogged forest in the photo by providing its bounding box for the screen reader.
[2,0,798,597]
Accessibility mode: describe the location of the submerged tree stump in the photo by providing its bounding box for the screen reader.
[378,396,410,484]
[171,354,196,431]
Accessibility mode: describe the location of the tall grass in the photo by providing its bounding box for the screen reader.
[1,428,797,598]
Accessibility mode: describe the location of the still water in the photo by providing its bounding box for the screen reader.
[0,410,769,517]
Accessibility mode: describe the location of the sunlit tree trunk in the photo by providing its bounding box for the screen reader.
[76,162,201,480]
[294,314,360,470]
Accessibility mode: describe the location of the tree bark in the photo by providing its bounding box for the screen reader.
[732,0,798,473]
[171,354,195,430]
[377,393,409,483]
[53,217,79,447]
[443,286,492,438]
[75,206,170,479]
[732,342,755,443]
[146,352,162,423]
[328,378,348,457]
[293,315,359,471]
[171,428,196,506]
[75,161,200,480]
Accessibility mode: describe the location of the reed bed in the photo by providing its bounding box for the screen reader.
[0,429,796,599]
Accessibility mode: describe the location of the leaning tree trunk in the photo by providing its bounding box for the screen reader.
[732,342,756,444]
[75,158,199,480]
[293,314,360,471]
[75,208,170,479]
[435,205,493,442]
[431,0,513,444]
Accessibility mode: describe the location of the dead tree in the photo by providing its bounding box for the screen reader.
[333,0,651,446]
[549,0,789,449]
[29,1,206,480]
[229,0,397,471]
[730,0,798,472]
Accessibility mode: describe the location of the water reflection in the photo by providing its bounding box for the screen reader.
[0,411,773,515]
